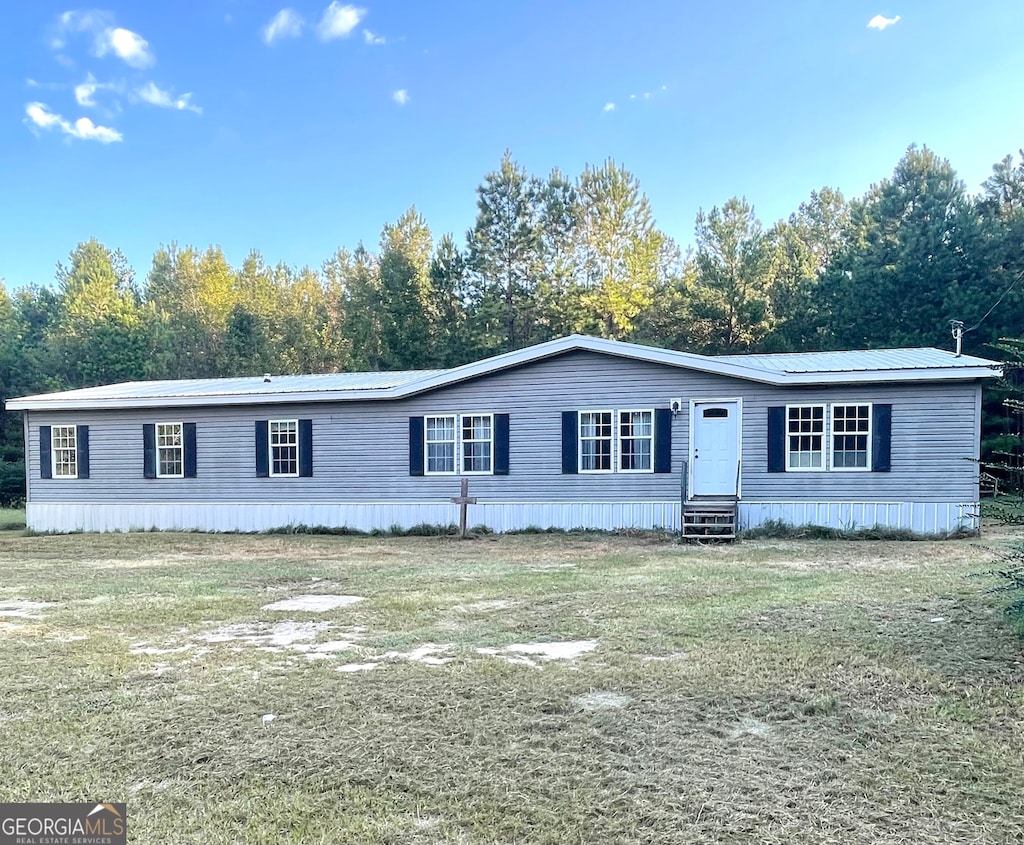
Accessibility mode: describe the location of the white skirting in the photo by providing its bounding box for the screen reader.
[739,500,979,535]
[27,499,980,535]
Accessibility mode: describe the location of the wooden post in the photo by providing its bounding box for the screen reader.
[450,478,477,538]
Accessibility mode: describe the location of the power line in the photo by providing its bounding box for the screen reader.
[963,268,1024,334]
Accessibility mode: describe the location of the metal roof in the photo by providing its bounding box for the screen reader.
[6,335,1001,411]
[15,369,443,404]
[708,347,997,374]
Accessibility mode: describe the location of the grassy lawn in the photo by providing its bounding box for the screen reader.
[0,507,25,531]
[0,531,1022,844]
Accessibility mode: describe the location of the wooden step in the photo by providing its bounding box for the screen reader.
[682,501,738,540]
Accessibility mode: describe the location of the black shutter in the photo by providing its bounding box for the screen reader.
[561,411,578,474]
[183,422,197,478]
[494,414,510,475]
[39,426,52,479]
[255,421,269,477]
[143,423,156,479]
[654,408,672,473]
[409,417,425,476]
[872,404,892,472]
[767,407,786,473]
[76,425,90,479]
[299,419,313,477]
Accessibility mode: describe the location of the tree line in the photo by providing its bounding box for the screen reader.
[2,144,1023,503]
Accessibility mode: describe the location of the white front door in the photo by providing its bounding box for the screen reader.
[691,400,740,496]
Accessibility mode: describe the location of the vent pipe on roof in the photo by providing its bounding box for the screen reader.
[950,320,964,358]
[263,373,271,383]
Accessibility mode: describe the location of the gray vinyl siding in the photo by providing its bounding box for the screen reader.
[24,351,982,504]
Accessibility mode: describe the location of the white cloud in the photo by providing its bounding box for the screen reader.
[136,81,202,114]
[263,8,304,44]
[27,78,65,90]
[74,72,99,106]
[25,102,63,130]
[392,88,409,105]
[363,29,386,45]
[93,26,154,68]
[58,9,109,30]
[24,101,122,143]
[867,14,901,30]
[50,9,109,50]
[603,102,615,112]
[54,13,155,67]
[620,87,665,107]
[71,116,121,142]
[317,3,366,40]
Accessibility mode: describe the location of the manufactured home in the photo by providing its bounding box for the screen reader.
[5,335,1000,535]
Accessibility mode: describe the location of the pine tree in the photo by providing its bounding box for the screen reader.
[340,244,383,371]
[575,159,670,340]
[764,188,850,352]
[466,151,542,353]
[378,208,436,369]
[820,146,980,350]
[52,239,150,387]
[534,168,583,341]
[691,198,774,352]
[430,234,473,366]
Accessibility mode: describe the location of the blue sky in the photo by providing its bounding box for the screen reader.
[2,0,1023,291]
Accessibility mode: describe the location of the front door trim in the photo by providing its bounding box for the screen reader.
[688,397,743,500]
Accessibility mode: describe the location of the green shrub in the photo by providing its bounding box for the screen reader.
[0,460,25,507]
[741,519,967,541]
[977,533,1024,629]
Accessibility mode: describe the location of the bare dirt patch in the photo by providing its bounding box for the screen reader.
[478,640,598,668]
[453,599,515,614]
[728,716,774,739]
[0,600,55,619]
[261,594,365,612]
[573,691,632,711]
[380,643,454,665]
[336,662,379,673]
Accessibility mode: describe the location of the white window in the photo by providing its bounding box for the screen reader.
[831,404,871,470]
[52,425,78,478]
[580,411,613,472]
[786,405,825,470]
[461,414,493,474]
[425,416,457,474]
[619,410,653,472]
[424,414,494,475]
[156,423,184,478]
[269,420,298,476]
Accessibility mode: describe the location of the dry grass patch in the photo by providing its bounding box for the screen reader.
[0,531,1021,844]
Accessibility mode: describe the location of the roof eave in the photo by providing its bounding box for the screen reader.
[781,366,1001,385]
[4,338,1003,411]
[5,386,404,412]
[399,335,785,391]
